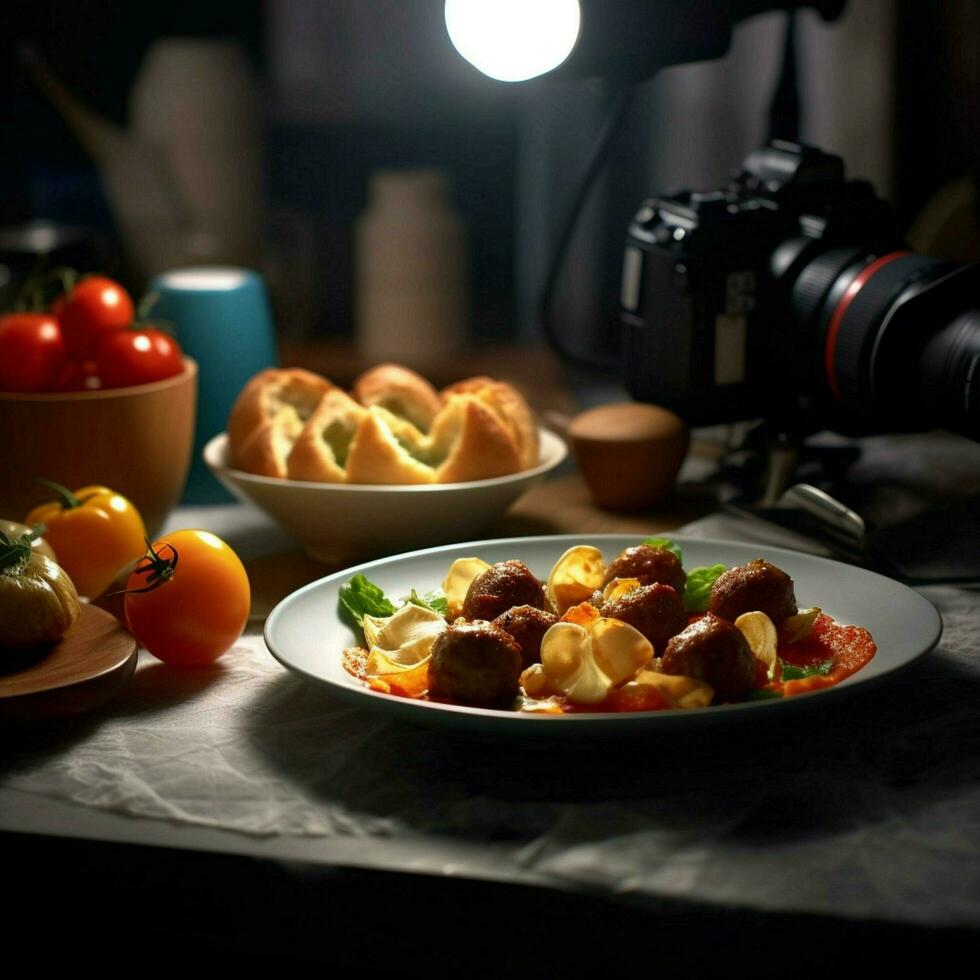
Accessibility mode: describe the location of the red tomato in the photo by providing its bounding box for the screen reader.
[606,683,669,713]
[55,357,102,392]
[123,529,251,667]
[0,312,67,391]
[58,276,135,358]
[97,328,184,388]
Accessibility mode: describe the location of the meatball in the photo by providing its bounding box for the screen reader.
[603,545,686,596]
[428,622,523,708]
[492,605,558,668]
[661,614,756,703]
[600,582,688,653]
[708,559,798,624]
[462,560,547,622]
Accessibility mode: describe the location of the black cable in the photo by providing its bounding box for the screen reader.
[768,10,801,142]
[538,84,636,373]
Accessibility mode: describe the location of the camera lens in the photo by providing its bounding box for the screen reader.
[916,308,980,435]
[792,249,979,438]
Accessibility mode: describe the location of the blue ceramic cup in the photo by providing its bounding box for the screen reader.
[148,267,277,502]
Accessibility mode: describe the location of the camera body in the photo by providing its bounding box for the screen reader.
[620,140,979,436]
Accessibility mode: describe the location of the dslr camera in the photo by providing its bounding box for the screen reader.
[620,140,979,438]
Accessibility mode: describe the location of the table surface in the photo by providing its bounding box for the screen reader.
[3,351,980,974]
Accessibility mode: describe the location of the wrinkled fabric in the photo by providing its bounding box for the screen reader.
[2,503,979,928]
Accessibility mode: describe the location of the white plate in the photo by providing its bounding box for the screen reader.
[264,534,943,736]
[203,428,566,562]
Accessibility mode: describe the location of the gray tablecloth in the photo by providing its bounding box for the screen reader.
[3,490,979,930]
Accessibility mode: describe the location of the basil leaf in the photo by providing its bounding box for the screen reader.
[780,659,834,680]
[682,564,727,612]
[406,589,448,617]
[743,688,783,701]
[338,574,397,629]
[642,536,683,564]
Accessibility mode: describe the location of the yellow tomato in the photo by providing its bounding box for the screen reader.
[25,481,147,598]
[123,529,250,666]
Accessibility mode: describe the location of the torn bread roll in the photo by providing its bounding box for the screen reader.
[228,368,334,478]
[353,363,443,432]
[431,394,524,482]
[342,394,524,484]
[228,364,539,484]
[286,388,367,483]
[345,407,437,484]
[443,377,539,470]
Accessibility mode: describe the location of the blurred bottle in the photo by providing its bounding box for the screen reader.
[25,39,261,286]
[355,169,467,367]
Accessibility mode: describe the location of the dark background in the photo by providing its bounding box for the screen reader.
[0,0,977,346]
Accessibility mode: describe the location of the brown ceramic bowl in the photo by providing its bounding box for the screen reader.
[568,402,689,511]
[0,358,197,536]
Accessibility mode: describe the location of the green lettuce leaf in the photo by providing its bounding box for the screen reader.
[406,589,448,617]
[642,536,683,564]
[682,564,727,612]
[338,574,397,629]
[780,659,834,681]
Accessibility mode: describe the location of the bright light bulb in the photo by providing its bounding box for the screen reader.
[445,0,581,83]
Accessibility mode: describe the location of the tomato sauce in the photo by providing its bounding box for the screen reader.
[560,686,670,714]
[774,613,876,697]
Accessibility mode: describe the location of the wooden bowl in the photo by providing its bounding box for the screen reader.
[0,603,138,722]
[0,358,197,536]
[568,402,689,511]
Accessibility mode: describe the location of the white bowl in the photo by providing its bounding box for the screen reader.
[202,429,567,562]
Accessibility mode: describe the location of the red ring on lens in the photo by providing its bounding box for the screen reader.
[824,250,911,401]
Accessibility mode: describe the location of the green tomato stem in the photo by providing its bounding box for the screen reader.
[0,523,47,573]
[109,538,179,596]
[135,290,160,321]
[34,477,83,509]
[46,266,80,296]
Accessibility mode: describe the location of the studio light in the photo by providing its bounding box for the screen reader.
[444,0,581,83]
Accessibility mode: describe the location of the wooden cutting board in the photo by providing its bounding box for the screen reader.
[0,603,138,722]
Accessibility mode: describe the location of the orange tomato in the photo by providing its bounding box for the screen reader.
[123,529,250,667]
